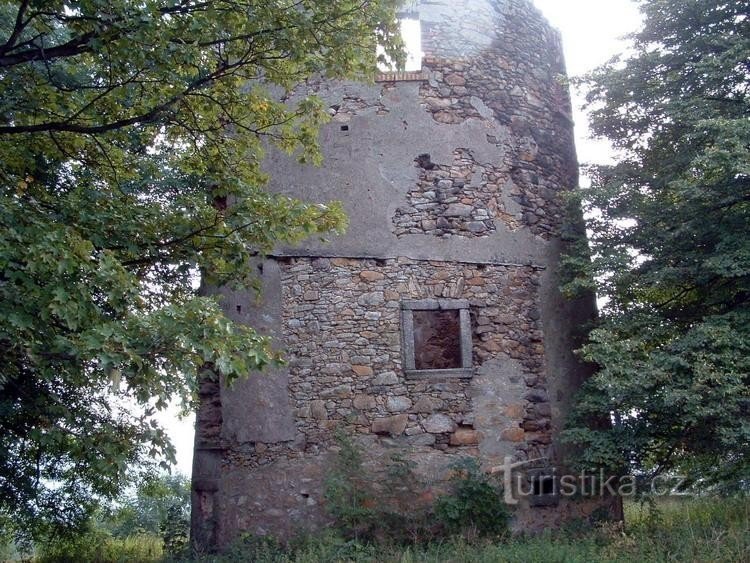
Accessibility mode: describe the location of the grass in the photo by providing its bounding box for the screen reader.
[35,532,163,563]
[22,496,750,562]
[196,496,749,563]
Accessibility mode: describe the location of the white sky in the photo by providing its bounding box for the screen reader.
[534,0,642,173]
[163,0,644,476]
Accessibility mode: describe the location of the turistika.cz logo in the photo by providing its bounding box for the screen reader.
[489,456,690,505]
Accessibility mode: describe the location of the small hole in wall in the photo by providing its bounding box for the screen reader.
[236,305,242,314]
[375,258,387,267]
[416,153,435,170]
[477,264,487,271]
[340,125,349,131]
[257,263,264,275]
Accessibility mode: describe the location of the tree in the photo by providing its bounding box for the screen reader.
[0,0,403,539]
[106,472,190,555]
[563,0,750,489]
[106,473,189,540]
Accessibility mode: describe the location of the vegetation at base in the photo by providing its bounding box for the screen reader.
[105,472,190,555]
[323,433,509,544]
[1,473,190,562]
[36,531,163,563]
[191,497,750,562]
[433,458,510,538]
[22,496,741,562]
[562,0,750,488]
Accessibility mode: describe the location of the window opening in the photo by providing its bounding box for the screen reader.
[413,309,461,370]
[401,299,473,379]
[532,476,555,496]
[527,469,560,507]
[378,14,423,72]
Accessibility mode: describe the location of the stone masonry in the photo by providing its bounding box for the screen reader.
[278,257,545,457]
[192,0,621,551]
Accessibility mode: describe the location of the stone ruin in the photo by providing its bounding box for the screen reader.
[192,0,621,551]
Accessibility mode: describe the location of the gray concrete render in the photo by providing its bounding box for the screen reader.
[191,0,620,551]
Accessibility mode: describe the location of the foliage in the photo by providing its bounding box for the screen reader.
[378,453,438,544]
[106,472,189,556]
[37,528,162,563]
[324,434,508,544]
[434,458,509,539]
[182,496,749,563]
[0,0,403,540]
[21,496,750,562]
[24,472,189,561]
[324,432,440,544]
[563,0,750,487]
[324,431,379,540]
[161,502,189,559]
[207,533,286,563]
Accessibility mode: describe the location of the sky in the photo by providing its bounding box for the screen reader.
[534,0,643,170]
[162,0,645,477]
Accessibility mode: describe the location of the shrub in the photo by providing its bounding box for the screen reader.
[323,432,379,540]
[324,434,509,545]
[434,458,510,539]
[323,433,436,544]
[36,528,162,562]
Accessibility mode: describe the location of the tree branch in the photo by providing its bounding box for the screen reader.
[0,31,95,67]
[0,0,31,57]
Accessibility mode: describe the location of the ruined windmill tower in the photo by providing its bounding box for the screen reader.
[192,0,619,551]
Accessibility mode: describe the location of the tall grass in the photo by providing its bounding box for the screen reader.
[194,496,749,563]
[28,496,749,562]
[36,532,162,563]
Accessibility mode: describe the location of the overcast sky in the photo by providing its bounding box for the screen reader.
[534,0,643,170]
[162,0,645,476]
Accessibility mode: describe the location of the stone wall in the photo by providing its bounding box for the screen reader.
[192,0,616,551]
[209,254,574,543]
[389,0,577,240]
[392,149,519,237]
[386,0,576,240]
[205,255,618,544]
[222,256,552,471]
